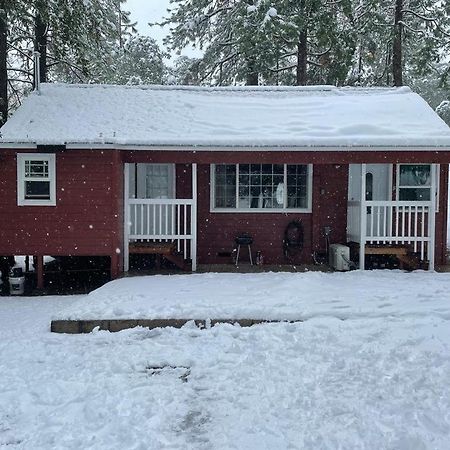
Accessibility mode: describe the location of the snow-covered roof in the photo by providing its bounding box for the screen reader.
[1,83,450,149]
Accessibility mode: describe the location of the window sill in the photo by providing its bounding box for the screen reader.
[210,208,312,214]
[18,199,56,206]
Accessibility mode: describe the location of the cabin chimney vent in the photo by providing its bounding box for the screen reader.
[33,51,41,94]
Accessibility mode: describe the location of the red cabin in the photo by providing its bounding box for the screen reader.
[1,84,449,288]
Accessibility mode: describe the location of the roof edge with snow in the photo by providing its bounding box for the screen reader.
[1,83,450,149]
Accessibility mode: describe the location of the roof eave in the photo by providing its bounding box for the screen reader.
[2,142,450,152]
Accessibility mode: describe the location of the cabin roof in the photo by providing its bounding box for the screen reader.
[1,83,450,149]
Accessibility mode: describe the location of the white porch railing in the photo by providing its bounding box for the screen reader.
[128,198,195,263]
[123,163,198,272]
[347,200,434,264]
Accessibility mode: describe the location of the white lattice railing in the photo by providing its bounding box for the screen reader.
[128,198,194,261]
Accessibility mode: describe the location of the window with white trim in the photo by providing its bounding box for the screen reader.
[17,153,56,206]
[397,164,431,201]
[211,164,312,212]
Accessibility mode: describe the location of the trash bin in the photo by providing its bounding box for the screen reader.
[9,267,25,295]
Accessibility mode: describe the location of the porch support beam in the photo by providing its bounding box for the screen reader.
[359,163,367,270]
[123,163,130,272]
[191,163,198,272]
[428,164,437,271]
[35,255,44,290]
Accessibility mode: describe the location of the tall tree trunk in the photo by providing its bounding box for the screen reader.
[296,0,307,85]
[34,1,47,83]
[296,29,307,85]
[246,57,258,85]
[392,0,403,86]
[0,0,7,125]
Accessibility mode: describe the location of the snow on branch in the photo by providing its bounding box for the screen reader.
[402,9,450,38]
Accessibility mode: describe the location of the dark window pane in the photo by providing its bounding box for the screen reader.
[214,165,236,208]
[366,173,373,201]
[399,165,431,187]
[25,160,49,178]
[25,180,50,199]
[239,174,249,185]
[399,188,430,201]
[274,164,284,175]
[262,164,272,174]
[239,164,249,174]
[250,164,261,174]
[286,165,308,209]
[250,174,261,185]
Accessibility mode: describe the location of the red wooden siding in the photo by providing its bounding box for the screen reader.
[175,164,348,265]
[175,163,446,266]
[123,149,450,165]
[435,164,448,264]
[0,149,448,273]
[0,149,123,276]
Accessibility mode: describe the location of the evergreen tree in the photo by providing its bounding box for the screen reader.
[86,35,168,85]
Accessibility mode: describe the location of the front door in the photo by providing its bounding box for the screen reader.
[365,164,391,237]
[348,164,391,202]
[129,164,175,236]
[348,164,392,239]
[131,164,175,199]
[365,164,390,203]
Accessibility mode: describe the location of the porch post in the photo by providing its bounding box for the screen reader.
[428,164,437,271]
[35,255,44,290]
[123,163,130,272]
[359,163,367,270]
[191,163,198,272]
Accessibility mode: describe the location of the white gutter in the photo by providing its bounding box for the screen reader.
[63,143,450,152]
[2,142,450,152]
[0,143,38,149]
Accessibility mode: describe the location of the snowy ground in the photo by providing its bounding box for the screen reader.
[1,272,450,449]
[58,271,450,321]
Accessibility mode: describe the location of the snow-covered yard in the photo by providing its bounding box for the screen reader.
[59,271,450,321]
[1,272,450,449]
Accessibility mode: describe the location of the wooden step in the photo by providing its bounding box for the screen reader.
[364,244,409,256]
[396,253,429,271]
[348,242,426,270]
[129,242,176,255]
[163,253,191,271]
[129,241,190,271]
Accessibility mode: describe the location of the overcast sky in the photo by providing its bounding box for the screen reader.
[125,0,200,59]
[125,0,169,44]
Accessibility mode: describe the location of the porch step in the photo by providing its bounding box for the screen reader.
[129,242,176,255]
[364,244,409,256]
[164,253,191,271]
[349,243,424,270]
[129,242,191,271]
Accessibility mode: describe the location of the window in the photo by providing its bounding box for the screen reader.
[211,164,312,212]
[397,164,431,201]
[17,153,56,206]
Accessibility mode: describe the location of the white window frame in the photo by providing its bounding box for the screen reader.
[210,163,313,213]
[17,153,56,206]
[395,163,439,212]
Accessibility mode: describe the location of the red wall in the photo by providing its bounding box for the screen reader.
[176,163,447,266]
[435,164,449,264]
[1,149,448,272]
[176,164,349,265]
[0,149,123,276]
